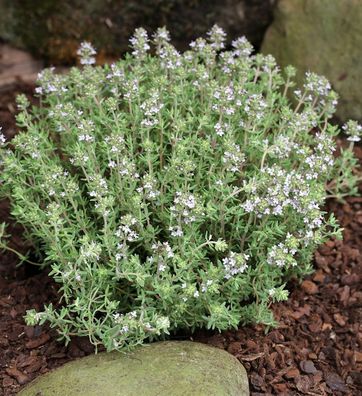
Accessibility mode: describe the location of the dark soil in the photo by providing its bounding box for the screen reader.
[0,82,361,396]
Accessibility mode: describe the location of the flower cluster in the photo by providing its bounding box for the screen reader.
[207,24,227,50]
[130,28,150,59]
[170,192,201,225]
[77,42,97,65]
[0,128,6,146]
[115,215,139,242]
[140,90,164,127]
[0,26,358,352]
[222,252,249,279]
[267,234,298,268]
[78,119,95,143]
[232,36,253,58]
[222,142,245,173]
[35,68,68,96]
[150,241,174,272]
[343,120,362,142]
[242,166,317,218]
[137,174,160,201]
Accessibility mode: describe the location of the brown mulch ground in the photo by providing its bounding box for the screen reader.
[0,82,361,396]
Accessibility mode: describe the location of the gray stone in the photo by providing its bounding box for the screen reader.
[261,0,362,122]
[0,45,43,89]
[18,341,249,396]
[0,0,274,65]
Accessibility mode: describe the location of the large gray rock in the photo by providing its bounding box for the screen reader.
[261,0,362,122]
[18,341,249,396]
[0,0,274,65]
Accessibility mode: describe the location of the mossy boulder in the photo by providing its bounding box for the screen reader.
[18,341,249,396]
[0,0,273,65]
[261,0,362,122]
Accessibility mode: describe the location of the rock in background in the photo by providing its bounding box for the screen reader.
[262,0,362,123]
[0,0,274,65]
[0,45,42,89]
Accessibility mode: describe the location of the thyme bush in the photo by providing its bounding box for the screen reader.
[0,26,360,351]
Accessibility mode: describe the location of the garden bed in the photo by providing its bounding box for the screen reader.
[0,82,361,396]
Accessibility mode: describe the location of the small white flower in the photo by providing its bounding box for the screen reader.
[120,325,129,334]
[78,134,94,142]
[158,263,166,272]
[144,322,153,331]
[0,129,6,146]
[169,226,183,237]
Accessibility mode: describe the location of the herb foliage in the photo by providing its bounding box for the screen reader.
[0,26,360,351]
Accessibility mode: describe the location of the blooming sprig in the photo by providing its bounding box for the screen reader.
[232,36,253,58]
[343,120,362,142]
[137,174,160,201]
[0,127,6,146]
[77,42,97,65]
[130,28,150,60]
[207,24,227,50]
[140,89,164,127]
[153,27,171,47]
[222,142,245,173]
[115,215,139,242]
[170,192,200,225]
[222,252,249,279]
[267,234,298,268]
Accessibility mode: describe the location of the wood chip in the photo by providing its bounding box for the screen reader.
[25,333,50,349]
[238,352,265,361]
[301,280,319,295]
[5,367,29,385]
[300,360,318,374]
[285,367,300,379]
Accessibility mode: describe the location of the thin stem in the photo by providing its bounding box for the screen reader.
[0,244,41,266]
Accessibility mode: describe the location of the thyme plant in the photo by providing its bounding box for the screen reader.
[0,26,360,351]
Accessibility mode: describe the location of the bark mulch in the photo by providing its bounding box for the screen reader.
[0,82,361,396]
